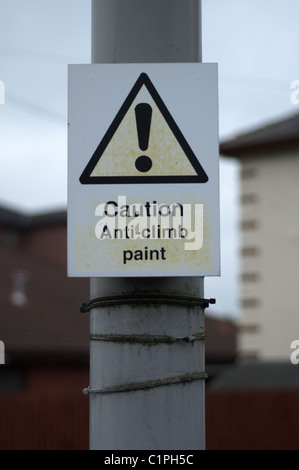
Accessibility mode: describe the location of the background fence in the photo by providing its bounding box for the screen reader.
[1,388,299,449]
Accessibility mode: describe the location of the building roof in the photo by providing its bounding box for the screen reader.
[0,206,66,230]
[207,362,299,390]
[220,112,299,157]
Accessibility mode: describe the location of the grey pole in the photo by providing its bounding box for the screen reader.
[89,0,205,450]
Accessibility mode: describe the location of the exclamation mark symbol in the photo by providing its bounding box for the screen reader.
[134,103,153,172]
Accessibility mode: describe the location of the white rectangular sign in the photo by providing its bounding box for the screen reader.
[68,63,220,277]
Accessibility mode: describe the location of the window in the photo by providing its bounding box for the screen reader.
[239,351,260,360]
[241,194,258,204]
[241,272,260,282]
[239,324,259,333]
[241,247,259,257]
[241,298,260,308]
[241,220,258,230]
[10,270,29,307]
[241,167,257,179]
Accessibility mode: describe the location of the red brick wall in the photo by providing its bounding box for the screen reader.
[206,389,299,450]
[1,374,299,450]
[0,369,89,450]
[0,392,89,450]
[19,226,67,266]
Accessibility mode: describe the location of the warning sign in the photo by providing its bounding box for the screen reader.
[80,73,208,184]
[68,63,220,278]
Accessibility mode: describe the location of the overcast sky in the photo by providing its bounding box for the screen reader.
[0,0,298,319]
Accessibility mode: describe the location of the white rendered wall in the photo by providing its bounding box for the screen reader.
[238,148,299,360]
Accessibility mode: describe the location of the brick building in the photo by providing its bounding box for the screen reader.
[0,203,238,449]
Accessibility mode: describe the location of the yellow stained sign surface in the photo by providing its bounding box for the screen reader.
[91,89,196,177]
[68,64,220,278]
[79,72,208,184]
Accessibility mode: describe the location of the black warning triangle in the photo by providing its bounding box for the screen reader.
[79,73,208,184]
